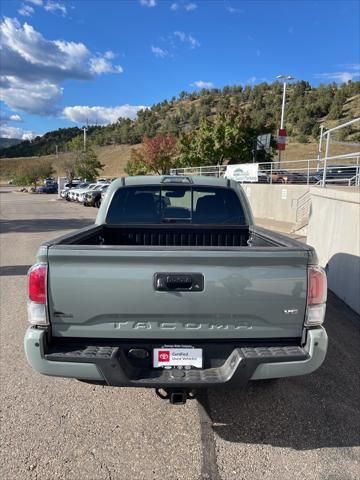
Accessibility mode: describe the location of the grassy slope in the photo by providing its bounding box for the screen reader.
[0,144,139,181]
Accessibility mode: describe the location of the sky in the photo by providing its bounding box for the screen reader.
[0,0,359,139]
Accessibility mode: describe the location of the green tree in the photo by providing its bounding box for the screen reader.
[124,149,149,176]
[67,136,103,181]
[178,108,274,166]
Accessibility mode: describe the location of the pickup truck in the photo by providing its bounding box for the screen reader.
[24,175,328,405]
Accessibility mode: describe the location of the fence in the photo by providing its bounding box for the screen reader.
[170,118,360,187]
[171,154,360,186]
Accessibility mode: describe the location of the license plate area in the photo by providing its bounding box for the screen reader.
[153,346,203,369]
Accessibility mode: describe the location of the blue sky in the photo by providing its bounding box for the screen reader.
[1,0,359,139]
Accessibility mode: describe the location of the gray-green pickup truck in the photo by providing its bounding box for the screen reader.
[25,176,328,404]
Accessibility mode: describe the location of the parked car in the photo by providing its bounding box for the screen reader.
[257,171,269,183]
[77,184,103,204]
[83,184,109,207]
[60,181,81,199]
[66,183,91,201]
[44,177,56,185]
[25,175,328,405]
[270,169,308,184]
[312,165,358,184]
[37,184,58,194]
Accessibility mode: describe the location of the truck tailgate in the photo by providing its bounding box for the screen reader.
[47,248,308,339]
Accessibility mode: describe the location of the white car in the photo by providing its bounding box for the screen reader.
[72,183,99,202]
[66,183,91,201]
[78,184,106,203]
[60,181,81,199]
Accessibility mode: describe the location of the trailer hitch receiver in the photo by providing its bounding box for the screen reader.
[155,388,197,405]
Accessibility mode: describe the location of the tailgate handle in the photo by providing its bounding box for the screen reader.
[154,273,204,292]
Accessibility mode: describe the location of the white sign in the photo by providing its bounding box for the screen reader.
[224,163,259,183]
[153,348,203,368]
[281,188,288,200]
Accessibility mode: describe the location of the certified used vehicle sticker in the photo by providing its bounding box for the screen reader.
[153,347,203,369]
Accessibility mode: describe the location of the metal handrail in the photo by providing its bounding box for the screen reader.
[348,174,360,187]
[320,118,360,135]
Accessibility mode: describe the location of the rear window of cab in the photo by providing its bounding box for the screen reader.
[106,185,246,225]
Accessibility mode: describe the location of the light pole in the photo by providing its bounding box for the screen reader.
[276,74,294,165]
[82,126,88,151]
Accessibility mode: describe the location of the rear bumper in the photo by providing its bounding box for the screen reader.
[24,327,328,388]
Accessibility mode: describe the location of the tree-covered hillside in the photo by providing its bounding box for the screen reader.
[0,138,22,149]
[1,80,359,159]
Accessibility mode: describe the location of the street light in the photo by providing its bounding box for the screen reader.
[81,125,88,151]
[276,74,294,165]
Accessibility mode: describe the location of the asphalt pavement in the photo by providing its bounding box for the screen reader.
[0,187,359,480]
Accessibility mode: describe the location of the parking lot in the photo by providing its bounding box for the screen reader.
[0,187,359,480]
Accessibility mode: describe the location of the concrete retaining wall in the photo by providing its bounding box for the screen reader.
[242,184,309,225]
[306,187,360,314]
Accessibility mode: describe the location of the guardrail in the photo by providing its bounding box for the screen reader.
[171,154,360,185]
[319,118,360,186]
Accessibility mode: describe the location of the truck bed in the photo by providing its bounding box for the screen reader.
[47,224,303,249]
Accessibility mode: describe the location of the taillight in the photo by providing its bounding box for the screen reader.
[27,264,48,325]
[305,266,327,327]
[28,264,47,303]
[307,266,327,305]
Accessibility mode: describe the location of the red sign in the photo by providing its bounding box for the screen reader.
[158,350,170,362]
[277,128,287,151]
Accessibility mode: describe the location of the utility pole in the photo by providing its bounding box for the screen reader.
[82,126,88,151]
[276,75,294,166]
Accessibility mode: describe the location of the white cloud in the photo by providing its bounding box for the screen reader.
[151,45,170,58]
[0,18,123,115]
[90,57,123,74]
[0,114,23,125]
[0,113,35,139]
[104,50,115,60]
[0,125,36,140]
[18,4,35,17]
[315,70,360,83]
[226,6,244,14]
[174,31,186,42]
[170,2,198,12]
[247,76,257,84]
[244,76,267,85]
[63,105,147,125]
[23,0,66,16]
[139,0,156,7]
[0,18,91,81]
[0,77,63,115]
[185,3,197,11]
[44,1,67,16]
[174,31,200,49]
[191,80,214,89]
[11,114,23,122]
[188,34,200,48]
